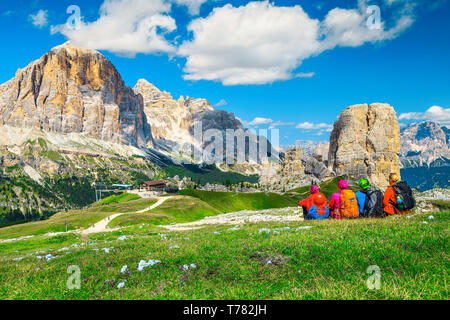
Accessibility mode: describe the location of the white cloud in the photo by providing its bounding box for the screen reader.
[242,118,295,129]
[178,1,321,85]
[48,0,429,85]
[296,122,333,130]
[269,121,295,129]
[318,4,413,51]
[294,72,315,79]
[179,0,415,85]
[247,117,273,126]
[214,99,227,107]
[399,106,450,126]
[51,0,176,57]
[29,9,48,28]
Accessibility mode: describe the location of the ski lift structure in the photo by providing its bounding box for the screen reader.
[94,182,133,202]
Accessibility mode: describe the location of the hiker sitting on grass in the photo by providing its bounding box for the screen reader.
[356,179,384,218]
[329,180,344,219]
[329,180,359,219]
[383,173,416,216]
[299,185,330,220]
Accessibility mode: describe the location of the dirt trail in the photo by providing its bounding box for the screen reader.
[162,207,303,231]
[80,197,171,235]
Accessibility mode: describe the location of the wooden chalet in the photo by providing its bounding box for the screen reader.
[140,180,167,191]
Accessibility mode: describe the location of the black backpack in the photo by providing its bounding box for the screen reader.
[392,181,416,211]
[364,189,384,218]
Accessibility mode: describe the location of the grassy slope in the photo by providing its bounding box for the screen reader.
[94,193,140,207]
[0,195,157,240]
[430,200,450,211]
[0,188,299,239]
[178,189,298,213]
[0,211,447,299]
[108,196,222,228]
[0,210,113,240]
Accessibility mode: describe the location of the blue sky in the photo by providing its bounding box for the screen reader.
[1,0,449,145]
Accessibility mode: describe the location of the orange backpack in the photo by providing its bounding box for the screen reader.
[339,190,359,218]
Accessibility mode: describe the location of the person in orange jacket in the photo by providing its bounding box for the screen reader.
[383,173,410,215]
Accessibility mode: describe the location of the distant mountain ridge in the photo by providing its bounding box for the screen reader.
[133,78,260,162]
[0,42,272,166]
[399,121,449,191]
[400,121,450,168]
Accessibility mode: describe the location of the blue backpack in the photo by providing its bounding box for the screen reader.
[307,204,330,220]
[355,191,366,216]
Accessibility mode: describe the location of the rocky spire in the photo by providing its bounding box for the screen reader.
[328,103,401,188]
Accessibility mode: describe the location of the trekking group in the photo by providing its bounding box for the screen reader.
[299,173,416,220]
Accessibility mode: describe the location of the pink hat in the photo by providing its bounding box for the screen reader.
[310,185,319,194]
[338,180,348,190]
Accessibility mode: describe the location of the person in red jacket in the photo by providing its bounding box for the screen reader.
[299,185,319,213]
[299,185,329,219]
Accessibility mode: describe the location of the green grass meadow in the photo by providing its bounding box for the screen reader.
[108,196,222,228]
[0,195,158,240]
[0,187,448,300]
[178,189,299,213]
[0,211,448,299]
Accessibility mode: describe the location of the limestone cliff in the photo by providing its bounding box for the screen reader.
[134,79,218,144]
[328,103,401,188]
[0,42,152,147]
[134,79,271,163]
[281,147,304,176]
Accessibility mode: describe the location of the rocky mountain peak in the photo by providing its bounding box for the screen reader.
[135,78,161,93]
[50,41,101,56]
[0,42,152,147]
[134,79,233,146]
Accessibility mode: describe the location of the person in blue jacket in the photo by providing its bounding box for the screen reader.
[355,179,369,216]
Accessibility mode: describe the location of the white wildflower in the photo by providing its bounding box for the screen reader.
[296,226,313,231]
[138,259,161,271]
[117,280,126,289]
[45,254,55,261]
